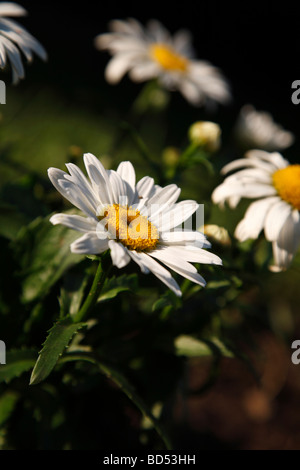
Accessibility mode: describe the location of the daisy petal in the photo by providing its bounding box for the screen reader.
[156,200,199,232]
[49,213,97,233]
[108,240,131,268]
[270,211,300,271]
[117,160,136,188]
[160,230,210,248]
[108,170,127,204]
[48,168,98,220]
[154,245,222,266]
[83,153,113,205]
[234,197,279,241]
[104,53,136,84]
[128,250,150,274]
[0,3,27,16]
[65,163,98,211]
[137,252,182,297]
[264,199,293,242]
[117,161,136,204]
[157,258,206,287]
[70,233,109,255]
[136,175,155,199]
[147,185,181,220]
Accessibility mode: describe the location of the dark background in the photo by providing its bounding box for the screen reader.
[14,0,300,133]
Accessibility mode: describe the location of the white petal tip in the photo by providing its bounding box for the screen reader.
[174,289,182,297]
[49,215,59,225]
[269,265,286,273]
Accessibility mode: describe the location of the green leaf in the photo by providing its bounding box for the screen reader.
[12,212,84,303]
[30,318,87,385]
[0,391,20,427]
[152,290,179,312]
[152,297,171,312]
[98,273,138,303]
[59,271,89,318]
[0,349,37,384]
[206,279,232,289]
[174,335,234,358]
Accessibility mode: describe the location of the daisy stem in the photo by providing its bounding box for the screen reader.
[180,142,199,162]
[72,252,111,323]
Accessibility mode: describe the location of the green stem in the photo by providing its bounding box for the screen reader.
[97,360,173,450]
[180,142,199,164]
[72,252,111,323]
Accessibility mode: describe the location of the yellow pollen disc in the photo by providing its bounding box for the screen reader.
[98,204,159,251]
[150,43,188,72]
[272,164,300,210]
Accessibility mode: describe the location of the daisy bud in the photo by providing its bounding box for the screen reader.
[200,224,231,247]
[162,147,180,167]
[188,121,221,152]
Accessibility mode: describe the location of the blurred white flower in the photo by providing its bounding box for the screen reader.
[48,154,222,296]
[212,150,300,272]
[0,2,47,84]
[95,18,231,107]
[234,105,294,151]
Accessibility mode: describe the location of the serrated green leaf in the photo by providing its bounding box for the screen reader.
[30,318,87,385]
[98,273,138,303]
[174,335,233,358]
[12,212,84,303]
[0,349,37,384]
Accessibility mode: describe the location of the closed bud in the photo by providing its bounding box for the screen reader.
[188,121,221,152]
[162,146,180,167]
[200,224,231,247]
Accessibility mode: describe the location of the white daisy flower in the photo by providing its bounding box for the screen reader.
[48,154,222,296]
[234,105,295,151]
[212,150,300,272]
[0,2,47,84]
[94,18,231,107]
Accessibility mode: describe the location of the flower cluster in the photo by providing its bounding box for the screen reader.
[46,17,300,286]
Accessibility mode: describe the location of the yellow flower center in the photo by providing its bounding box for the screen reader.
[150,43,188,72]
[98,204,159,251]
[272,164,300,210]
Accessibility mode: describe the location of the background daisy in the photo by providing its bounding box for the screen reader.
[212,150,300,272]
[95,18,231,107]
[0,2,47,83]
[234,104,295,151]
